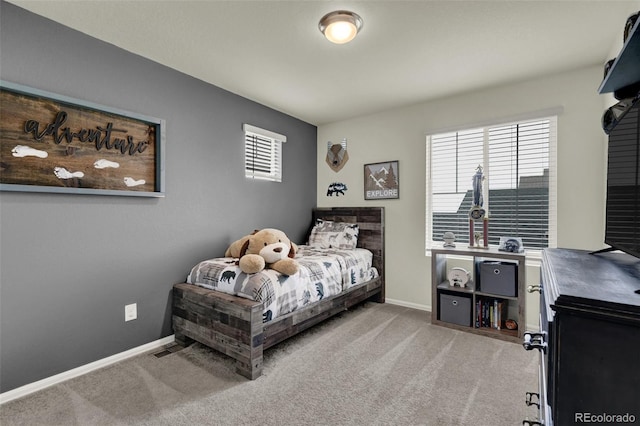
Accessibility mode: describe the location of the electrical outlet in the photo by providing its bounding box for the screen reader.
[125,303,137,322]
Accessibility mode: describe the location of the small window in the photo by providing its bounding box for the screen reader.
[243,124,286,182]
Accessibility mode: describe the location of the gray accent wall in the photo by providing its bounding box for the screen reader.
[0,2,317,393]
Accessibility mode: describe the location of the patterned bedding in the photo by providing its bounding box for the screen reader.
[186,245,378,323]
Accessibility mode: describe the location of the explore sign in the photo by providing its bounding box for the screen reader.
[364,161,399,200]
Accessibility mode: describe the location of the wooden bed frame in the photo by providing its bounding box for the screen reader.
[172,207,385,379]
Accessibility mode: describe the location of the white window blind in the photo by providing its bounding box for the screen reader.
[243,124,286,182]
[426,116,557,253]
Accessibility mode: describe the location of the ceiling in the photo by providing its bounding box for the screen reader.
[7,0,640,125]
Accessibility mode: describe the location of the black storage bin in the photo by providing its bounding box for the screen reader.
[479,261,517,297]
[439,293,472,326]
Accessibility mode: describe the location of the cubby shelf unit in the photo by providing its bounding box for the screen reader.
[430,246,526,343]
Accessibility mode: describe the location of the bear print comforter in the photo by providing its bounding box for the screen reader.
[186,246,378,323]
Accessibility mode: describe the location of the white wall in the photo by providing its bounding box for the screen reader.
[317,65,608,328]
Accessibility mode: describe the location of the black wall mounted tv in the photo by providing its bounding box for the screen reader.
[604,97,640,258]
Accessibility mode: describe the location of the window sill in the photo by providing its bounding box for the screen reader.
[425,246,542,268]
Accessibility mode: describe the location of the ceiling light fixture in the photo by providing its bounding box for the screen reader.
[318,10,363,44]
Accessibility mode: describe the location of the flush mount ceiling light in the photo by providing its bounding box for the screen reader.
[318,10,363,44]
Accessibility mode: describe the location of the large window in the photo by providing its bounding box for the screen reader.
[244,124,286,182]
[426,116,557,254]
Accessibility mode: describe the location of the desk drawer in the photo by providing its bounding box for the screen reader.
[523,313,550,425]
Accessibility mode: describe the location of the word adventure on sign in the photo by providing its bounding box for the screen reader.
[23,111,149,155]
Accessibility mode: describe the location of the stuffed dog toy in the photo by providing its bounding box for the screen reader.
[225,228,299,275]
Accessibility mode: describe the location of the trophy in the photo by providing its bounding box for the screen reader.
[469,165,489,248]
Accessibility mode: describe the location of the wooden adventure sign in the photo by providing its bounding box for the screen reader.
[0,81,165,197]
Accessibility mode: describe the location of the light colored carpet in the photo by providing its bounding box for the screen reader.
[0,303,540,425]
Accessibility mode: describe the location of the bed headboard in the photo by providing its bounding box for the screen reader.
[311,207,385,288]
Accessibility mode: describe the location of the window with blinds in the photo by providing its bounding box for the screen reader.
[243,124,286,182]
[426,116,557,253]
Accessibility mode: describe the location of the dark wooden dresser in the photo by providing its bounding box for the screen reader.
[524,248,640,425]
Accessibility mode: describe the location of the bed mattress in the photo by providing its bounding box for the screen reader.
[186,245,378,322]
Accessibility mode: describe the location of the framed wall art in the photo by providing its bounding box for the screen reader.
[364,160,399,200]
[0,80,165,197]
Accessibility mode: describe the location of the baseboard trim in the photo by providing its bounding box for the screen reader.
[385,298,431,312]
[0,335,175,405]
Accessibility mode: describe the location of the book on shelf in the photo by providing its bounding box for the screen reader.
[475,297,508,330]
